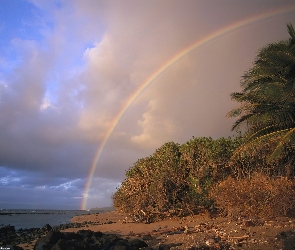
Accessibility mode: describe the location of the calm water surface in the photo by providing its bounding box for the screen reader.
[0,209,102,230]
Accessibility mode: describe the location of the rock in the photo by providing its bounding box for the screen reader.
[63,231,82,240]
[159,244,171,250]
[93,231,104,238]
[129,238,148,248]
[83,236,94,245]
[0,225,17,245]
[99,234,122,249]
[205,238,216,246]
[76,229,94,239]
[113,246,128,250]
[43,231,65,244]
[71,240,90,250]
[51,239,68,250]
[279,231,288,238]
[34,231,65,250]
[12,246,25,250]
[244,220,255,227]
[42,224,52,232]
[142,234,153,240]
[34,237,54,250]
[32,229,148,250]
[105,241,118,249]
[0,225,15,234]
[113,239,129,250]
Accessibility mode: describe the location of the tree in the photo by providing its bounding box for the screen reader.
[228,23,295,176]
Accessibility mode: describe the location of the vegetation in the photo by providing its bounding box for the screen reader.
[228,23,295,177]
[113,24,295,221]
[113,137,240,221]
[210,173,295,218]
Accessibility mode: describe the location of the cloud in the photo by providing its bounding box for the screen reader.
[131,99,180,149]
[0,0,294,209]
[82,177,120,209]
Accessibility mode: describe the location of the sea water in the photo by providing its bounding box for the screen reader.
[0,209,102,230]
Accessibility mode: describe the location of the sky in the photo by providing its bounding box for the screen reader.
[0,0,295,210]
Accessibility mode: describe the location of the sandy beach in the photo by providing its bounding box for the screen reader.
[59,211,295,249]
[13,210,295,249]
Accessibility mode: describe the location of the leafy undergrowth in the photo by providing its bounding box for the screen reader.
[113,134,295,223]
[113,137,240,222]
[210,173,295,219]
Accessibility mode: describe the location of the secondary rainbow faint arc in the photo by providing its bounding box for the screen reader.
[81,3,295,210]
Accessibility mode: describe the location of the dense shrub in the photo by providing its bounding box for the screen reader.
[179,137,241,207]
[228,136,295,179]
[113,142,183,222]
[210,173,295,219]
[113,137,240,221]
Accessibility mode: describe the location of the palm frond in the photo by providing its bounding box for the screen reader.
[270,127,295,160]
[228,23,295,162]
[287,23,295,43]
[230,128,289,160]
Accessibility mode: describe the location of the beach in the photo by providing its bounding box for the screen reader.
[11,210,295,249]
[66,211,295,249]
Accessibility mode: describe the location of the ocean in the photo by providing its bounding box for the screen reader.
[0,209,105,230]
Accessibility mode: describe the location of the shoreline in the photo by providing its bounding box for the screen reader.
[0,210,294,249]
[66,211,295,249]
[0,209,101,230]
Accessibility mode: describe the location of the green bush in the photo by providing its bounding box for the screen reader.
[113,136,241,221]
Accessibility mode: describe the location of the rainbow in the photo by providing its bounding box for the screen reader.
[81,3,295,210]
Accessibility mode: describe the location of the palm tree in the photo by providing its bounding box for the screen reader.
[228,23,295,176]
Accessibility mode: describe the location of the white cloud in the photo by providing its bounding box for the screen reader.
[131,99,180,149]
[0,177,21,185]
[40,97,57,111]
[83,177,121,209]
[50,179,81,191]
